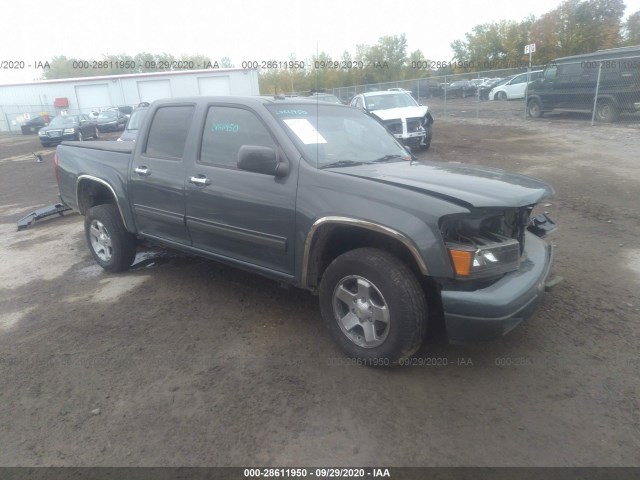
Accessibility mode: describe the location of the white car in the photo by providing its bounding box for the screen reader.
[489,71,543,100]
[350,91,433,150]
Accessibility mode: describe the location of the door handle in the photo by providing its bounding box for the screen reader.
[134,166,151,176]
[189,175,211,186]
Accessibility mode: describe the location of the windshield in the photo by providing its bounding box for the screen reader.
[49,115,79,127]
[126,108,148,131]
[363,93,417,110]
[98,111,117,119]
[268,104,411,169]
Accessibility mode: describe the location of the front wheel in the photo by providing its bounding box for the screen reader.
[496,91,507,101]
[85,204,137,272]
[94,127,100,139]
[319,248,428,365]
[527,99,543,118]
[76,130,83,141]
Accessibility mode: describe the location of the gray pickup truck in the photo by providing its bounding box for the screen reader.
[55,96,557,364]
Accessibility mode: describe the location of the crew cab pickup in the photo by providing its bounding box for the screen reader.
[56,96,557,364]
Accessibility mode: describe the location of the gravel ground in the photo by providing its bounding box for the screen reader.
[0,117,638,467]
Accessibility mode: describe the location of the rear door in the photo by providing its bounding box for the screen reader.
[184,104,298,274]
[129,104,195,245]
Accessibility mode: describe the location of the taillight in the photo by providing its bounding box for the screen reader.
[54,151,59,184]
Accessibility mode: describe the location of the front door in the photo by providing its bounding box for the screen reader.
[185,105,297,274]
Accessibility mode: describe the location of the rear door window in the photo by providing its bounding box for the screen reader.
[145,105,195,159]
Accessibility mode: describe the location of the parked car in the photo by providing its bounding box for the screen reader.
[114,105,133,119]
[350,90,433,150]
[445,80,476,98]
[55,96,557,364]
[21,114,51,134]
[469,78,490,89]
[38,114,99,147]
[117,104,149,142]
[527,45,640,122]
[489,71,543,100]
[96,110,128,132]
[478,77,506,100]
[412,79,443,99]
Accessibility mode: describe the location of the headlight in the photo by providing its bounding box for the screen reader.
[63,128,75,134]
[38,130,46,136]
[441,209,530,279]
[447,237,521,279]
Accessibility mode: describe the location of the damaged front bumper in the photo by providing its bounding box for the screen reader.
[441,231,555,343]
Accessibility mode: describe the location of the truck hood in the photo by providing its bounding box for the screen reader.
[327,161,553,208]
[371,106,428,121]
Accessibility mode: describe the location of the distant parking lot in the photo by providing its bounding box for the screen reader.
[0,119,639,466]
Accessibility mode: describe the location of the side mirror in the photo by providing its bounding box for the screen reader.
[237,145,288,177]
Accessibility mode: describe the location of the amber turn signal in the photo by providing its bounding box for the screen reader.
[448,249,473,277]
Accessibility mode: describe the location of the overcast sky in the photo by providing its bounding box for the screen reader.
[1,0,639,84]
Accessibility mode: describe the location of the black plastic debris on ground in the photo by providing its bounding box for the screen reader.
[16,203,72,231]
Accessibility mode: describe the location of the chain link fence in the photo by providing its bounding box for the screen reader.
[329,56,640,125]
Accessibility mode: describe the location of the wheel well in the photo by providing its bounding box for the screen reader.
[306,223,446,340]
[77,180,117,215]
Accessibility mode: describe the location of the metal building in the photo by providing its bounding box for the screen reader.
[0,68,260,133]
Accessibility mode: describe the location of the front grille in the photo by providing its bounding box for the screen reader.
[48,130,62,138]
[383,120,402,134]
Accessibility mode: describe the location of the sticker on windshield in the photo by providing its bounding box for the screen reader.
[283,118,327,144]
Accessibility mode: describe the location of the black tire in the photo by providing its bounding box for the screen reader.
[94,127,100,139]
[319,248,428,365]
[84,204,137,272]
[41,142,50,147]
[527,99,543,118]
[594,99,619,123]
[419,141,431,151]
[76,130,83,141]
[496,91,507,101]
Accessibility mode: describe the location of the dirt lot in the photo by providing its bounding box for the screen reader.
[0,117,639,467]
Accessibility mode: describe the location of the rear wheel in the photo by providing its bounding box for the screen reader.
[594,99,619,123]
[319,248,428,365]
[85,204,137,272]
[527,99,543,118]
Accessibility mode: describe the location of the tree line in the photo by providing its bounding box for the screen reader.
[451,0,639,70]
[39,0,640,93]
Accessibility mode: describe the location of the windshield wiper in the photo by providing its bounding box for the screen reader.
[320,160,365,169]
[371,154,409,163]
